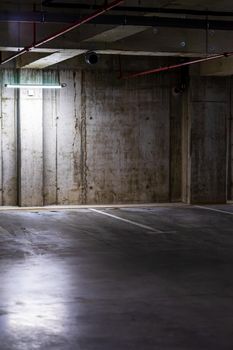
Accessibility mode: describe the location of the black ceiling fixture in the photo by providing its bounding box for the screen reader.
[42,0,233,17]
[85,51,98,65]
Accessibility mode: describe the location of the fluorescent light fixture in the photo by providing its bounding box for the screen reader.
[5,83,64,89]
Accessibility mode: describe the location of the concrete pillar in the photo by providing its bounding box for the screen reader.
[42,71,58,205]
[229,77,233,201]
[170,83,182,202]
[19,70,43,206]
[182,76,229,204]
[56,70,82,205]
[0,70,17,205]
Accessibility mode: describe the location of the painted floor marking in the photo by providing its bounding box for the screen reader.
[90,209,164,233]
[195,205,233,216]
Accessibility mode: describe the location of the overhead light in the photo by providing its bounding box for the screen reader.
[4,83,66,89]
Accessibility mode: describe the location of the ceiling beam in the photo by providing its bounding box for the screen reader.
[1,12,233,31]
[84,26,148,43]
[42,1,233,17]
[0,48,218,59]
[17,50,85,68]
[0,26,230,59]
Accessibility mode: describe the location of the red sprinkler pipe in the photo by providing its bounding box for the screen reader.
[1,0,124,65]
[121,52,233,79]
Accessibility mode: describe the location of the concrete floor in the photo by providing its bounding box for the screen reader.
[0,204,233,350]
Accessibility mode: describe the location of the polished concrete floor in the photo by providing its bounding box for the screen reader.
[0,204,233,350]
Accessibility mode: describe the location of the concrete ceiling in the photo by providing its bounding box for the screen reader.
[0,0,233,72]
[0,0,232,10]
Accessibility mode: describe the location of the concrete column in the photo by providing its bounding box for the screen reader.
[19,70,43,206]
[229,77,233,200]
[0,70,18,206]
[183,76,229,204]
[56,70,82,205]
[170,82,182,202]
[43,71,58,206]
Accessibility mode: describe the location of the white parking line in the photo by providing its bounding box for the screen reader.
[90,208,164,233]
[195,205,233,216]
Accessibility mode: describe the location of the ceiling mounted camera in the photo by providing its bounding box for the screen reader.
[85,51,98,65]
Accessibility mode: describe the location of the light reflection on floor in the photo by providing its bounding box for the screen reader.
[0,206,233,349]
[2,256,71,333]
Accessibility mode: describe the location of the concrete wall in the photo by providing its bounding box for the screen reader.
[1,63,233,207]
[0,64,182,206]
[0,63,232,206]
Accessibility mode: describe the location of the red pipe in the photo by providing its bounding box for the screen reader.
[121,52,233,79]
[1,0,124,65]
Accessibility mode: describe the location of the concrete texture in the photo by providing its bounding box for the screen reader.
[0,64,182,206]
[0,70,17,206]
[19,70,44,207]
[2,9,233,59]
[229,78,233,201]
[0,60,232,206]
[0,204,233,349]
[184,76,229,204]
[85,71,171,204]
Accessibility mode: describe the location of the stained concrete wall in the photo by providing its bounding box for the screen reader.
[43,69,181,205]
[1,65,232,206]
[85,71,171,204]
[0,70,17,206]
[0,63,182,206]
[184,76,229,204]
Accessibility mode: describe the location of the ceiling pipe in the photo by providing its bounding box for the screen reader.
[121,53,233,79]
[1,13,233,31]
[0,0,124,65]
[93,16,233,30]
[42,1,233,17]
